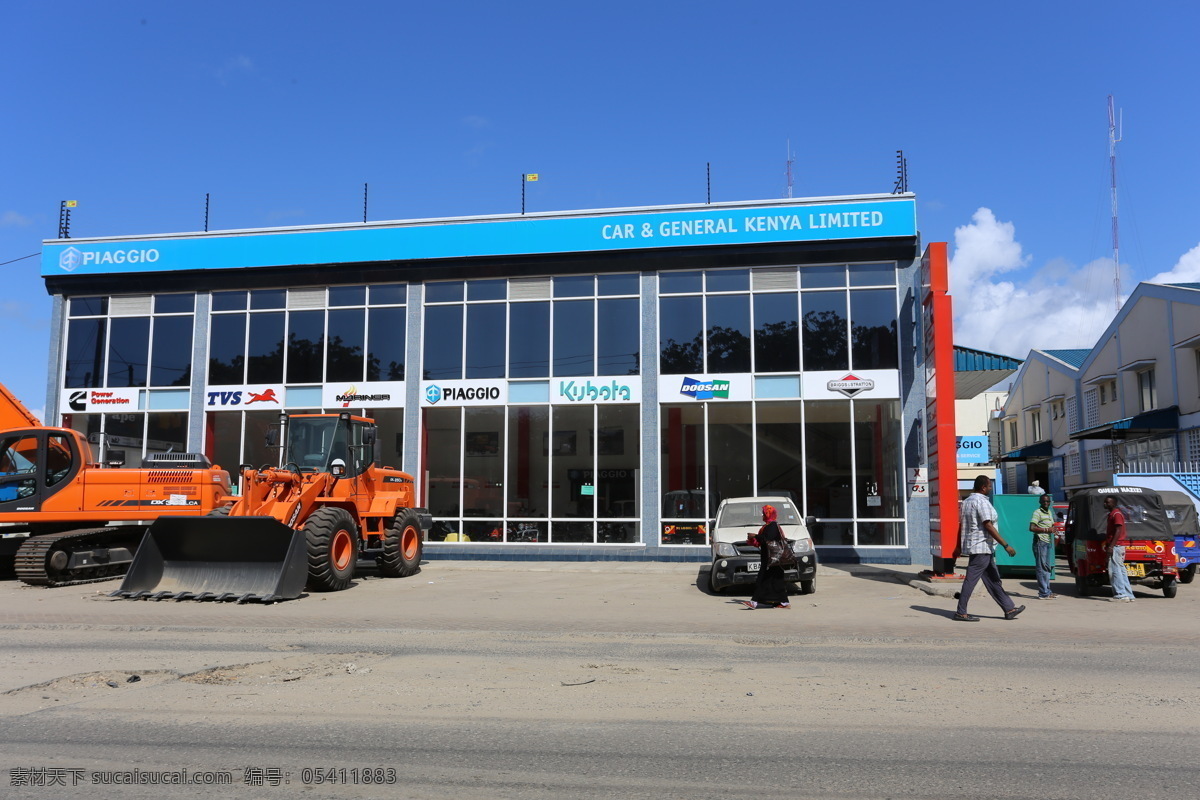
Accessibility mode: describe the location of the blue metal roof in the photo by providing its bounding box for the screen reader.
[1043,349,1090,368]
[953,345,1022,372]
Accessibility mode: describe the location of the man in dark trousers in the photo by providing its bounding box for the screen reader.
[954,475,1026,622]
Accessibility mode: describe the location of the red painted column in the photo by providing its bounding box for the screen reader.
[921,243,960,573]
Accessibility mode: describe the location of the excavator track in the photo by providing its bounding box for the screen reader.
[14,527,145,587]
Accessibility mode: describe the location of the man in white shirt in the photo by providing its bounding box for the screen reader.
[954,475,1026,622]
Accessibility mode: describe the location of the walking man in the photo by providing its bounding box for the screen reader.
[1029,493,1057,599]
[954,475,1026,622]
[1103,495,1136,602]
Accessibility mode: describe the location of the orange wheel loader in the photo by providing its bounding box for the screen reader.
[0,383,233,587]
[112,412,430,603]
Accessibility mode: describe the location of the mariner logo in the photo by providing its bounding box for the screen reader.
[59,247,83,272]
[680,377,730,400]
[828,373,875,398]
[425,385,442,405]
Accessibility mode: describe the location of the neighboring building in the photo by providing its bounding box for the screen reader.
[1000,283,1200,495]
[38,193,950,564]
[952,345,1022,496]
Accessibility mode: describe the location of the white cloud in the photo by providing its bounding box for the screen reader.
[1147,242,1200,284]
[949,207,1116,359]
[461,115,490,129]
[214,55,254,84]
[1,210,33,228]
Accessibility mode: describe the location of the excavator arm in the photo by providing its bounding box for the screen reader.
[0,383,41,430]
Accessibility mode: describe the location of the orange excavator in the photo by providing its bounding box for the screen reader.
[0,382,233,586]
[112,412,430,603]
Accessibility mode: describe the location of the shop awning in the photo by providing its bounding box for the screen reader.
[999,440,1053,462]
[1070,406,1180,440]
[953,345,1023,399]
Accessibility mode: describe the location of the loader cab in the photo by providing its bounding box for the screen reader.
[281,414,375,478]
[0,428,85,511]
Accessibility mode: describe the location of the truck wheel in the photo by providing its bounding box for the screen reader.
[1163,579,1178,599]
[1179,565,1196,584]
[800,578,816,595]
[1074,575,1092,597]
[379,509,422,578]
[707,566,725,595]
[304,507,359,592]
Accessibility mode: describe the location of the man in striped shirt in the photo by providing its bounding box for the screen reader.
[954,475,1025,622]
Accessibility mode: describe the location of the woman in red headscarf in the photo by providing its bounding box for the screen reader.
[744,504,791,609]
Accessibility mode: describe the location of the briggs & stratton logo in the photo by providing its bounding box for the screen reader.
[679,377,730,399]
[828,373,875,398]
[425,385,443,405]
[59,247,83,272]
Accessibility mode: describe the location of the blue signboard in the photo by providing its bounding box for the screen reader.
[956,436,990,463]
[42,197,917,277]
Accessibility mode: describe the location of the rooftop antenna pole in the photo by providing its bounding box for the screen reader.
[1108,95,1123,311]
[706,162,711,204]
[363,182,369,223]
[204,193,210,232]
[785,140,794,199]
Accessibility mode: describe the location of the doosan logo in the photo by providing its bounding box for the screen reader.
[680,377,730,399]
[59,246,160,271]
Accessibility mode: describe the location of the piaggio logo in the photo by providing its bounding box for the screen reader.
[828,373,875,398]
[680,377,730,399]
[59,247,83,272]
[425,385,442,405]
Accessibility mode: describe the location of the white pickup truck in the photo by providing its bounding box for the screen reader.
[707,496,818,595]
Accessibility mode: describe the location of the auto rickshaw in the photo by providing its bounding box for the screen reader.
[1159,489,1200,585]
[1065,486,1179,598]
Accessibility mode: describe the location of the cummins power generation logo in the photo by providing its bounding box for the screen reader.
[680,377,730,399]
[828,373,875,398]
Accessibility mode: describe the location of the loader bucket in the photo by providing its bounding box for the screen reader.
[111,516,309,603]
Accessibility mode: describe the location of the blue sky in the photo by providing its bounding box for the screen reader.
[3,1,1198,419]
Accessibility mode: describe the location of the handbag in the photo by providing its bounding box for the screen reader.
[766,536,796,568]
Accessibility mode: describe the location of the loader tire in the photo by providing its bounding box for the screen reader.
[379,509,423,578]
[304,507,359,592]
[207,505,231,518]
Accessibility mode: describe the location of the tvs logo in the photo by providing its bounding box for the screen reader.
[246,388,279,405]
[59,247,83,272]
[828,373,875,398]
[425,385,442,405]
[679,377,730,400]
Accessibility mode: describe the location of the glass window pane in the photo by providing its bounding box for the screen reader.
[848,262,895,287]
[660,296,702,374]
[551,404,593,518]
[660,404,709,544]
[104,413,145,467]
[597,297,639,376]
[706,268,749,292]
[249,289,286,310]
[425,406,463,520]
[857,520,904,546]
[509,301,550,378]
[854,399,903,519]
[154,294,194,314]
[597,405,639,544]
[552,521,594,543]
[246,312,284,384]
[212,291,247,311]
[800,265,846,289]
[208,314,246,385]
[465,304,507,379]
[69,297,108,316]
[147,412,188,459]
[207,412,242,489]
[108,317,150,387]
[425,282,464,303]
[326,308,365,382]
[802,291,848,371]
[463,407,504,517]
[804,401,853,535]
[467,279,506,301]
[708,402,754,504]
[369,284,407,305]
[286,310,324,384]
[553,299,594,377]
[660,271,702,294]
[367,307,405,381]
[328,286,366,307]
[850,289,898,370]
[597,273,639,296]
[753,294,799,373]
[366,408,404,470]
[423,305,463,380]
[65,318,106,388]
[756,402,804,509]
[553,275,592,298]
[706,295,751,374]
[150,315,193,387]
[508,406,549,518]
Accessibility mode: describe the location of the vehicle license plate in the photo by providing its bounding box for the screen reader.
[747,562,760,572]
[1125,562,1146,578]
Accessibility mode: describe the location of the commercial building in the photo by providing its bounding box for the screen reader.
[40,193,949,563]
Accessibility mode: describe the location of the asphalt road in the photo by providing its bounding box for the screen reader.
[1,561,1197,799]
